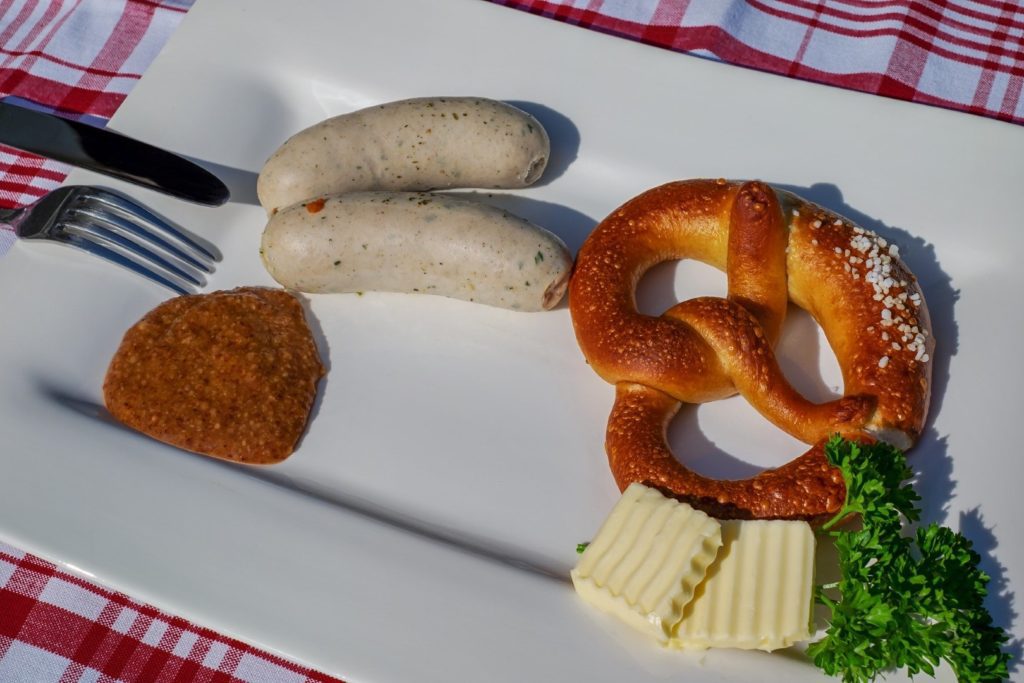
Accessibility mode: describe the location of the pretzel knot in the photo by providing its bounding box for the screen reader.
[569,179,933,523]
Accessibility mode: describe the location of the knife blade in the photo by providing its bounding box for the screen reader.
[0,102,230,206]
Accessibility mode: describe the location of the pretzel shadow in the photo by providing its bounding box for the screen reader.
[775,184,1020,669]
[637,258,840,407]
[774,182,957,437]
[776,181,959,502]
[664,405,760,479]
[647,182,960,491]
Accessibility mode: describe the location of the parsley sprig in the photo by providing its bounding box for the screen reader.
[808,436,1010,683]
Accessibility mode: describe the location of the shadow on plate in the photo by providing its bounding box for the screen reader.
[766,184,1018,672]
[231,465,573,584]
[36,383,131,433]
[35,379,569,586]
[637,258,838,402]
[446,191,597,312]
[772,182,962,519]
[504,101,580,186]
[958,508,1022,674]
[665,406,763,480]
[614,180,961,496]
[179,70,296,208]
[444,191,597,259]
[176,100,581,211]
[775,181,959,443]
[291,294,331,452]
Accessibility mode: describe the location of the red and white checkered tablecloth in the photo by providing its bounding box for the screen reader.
[497,0,1024,125]
[0,541,337,683]
[1,1,1021,681]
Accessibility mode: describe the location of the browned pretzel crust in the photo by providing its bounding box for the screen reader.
[569,179,933,522]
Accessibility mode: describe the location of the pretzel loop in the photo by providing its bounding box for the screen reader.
[569,179,933,522]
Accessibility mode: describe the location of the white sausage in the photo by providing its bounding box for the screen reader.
[257,97,550,213]
[260,192,573,311]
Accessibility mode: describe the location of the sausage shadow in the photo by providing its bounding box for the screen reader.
[446,190,597,257]
[775,181,959,517]
[504,101,580,186]
[179,71,295,207]
[173,100,577,208]
[634,182,960,496]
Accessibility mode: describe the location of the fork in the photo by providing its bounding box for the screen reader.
[2,186,218,295]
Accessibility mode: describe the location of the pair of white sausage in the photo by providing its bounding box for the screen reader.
[257,97,572,311]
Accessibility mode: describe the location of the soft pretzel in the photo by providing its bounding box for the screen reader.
[569,179,933,522]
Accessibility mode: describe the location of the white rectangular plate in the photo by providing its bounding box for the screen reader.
[1,1,1022,681]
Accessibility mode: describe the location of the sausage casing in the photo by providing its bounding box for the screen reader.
[260,192,572,311]
[257,97,550,213]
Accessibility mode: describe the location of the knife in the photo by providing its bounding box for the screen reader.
[0,101,230,206]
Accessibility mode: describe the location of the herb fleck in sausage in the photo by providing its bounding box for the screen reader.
[257,97,550,214]
[261,192,572,311]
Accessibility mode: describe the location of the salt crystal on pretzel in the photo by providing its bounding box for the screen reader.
[568,179,933,523]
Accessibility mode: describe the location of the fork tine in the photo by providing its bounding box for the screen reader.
[57,231,192,295]
[61,219,206,289]
[72,204,214,274]
[86,189,220,263]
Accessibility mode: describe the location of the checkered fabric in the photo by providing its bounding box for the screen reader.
[494,0,1024,125]
[0,541,340,682]
[0,4,344,679]
[0,0,192,211]
[1,0,1022,681]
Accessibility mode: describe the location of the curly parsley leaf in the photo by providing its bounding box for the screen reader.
[808,436,1010,683]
